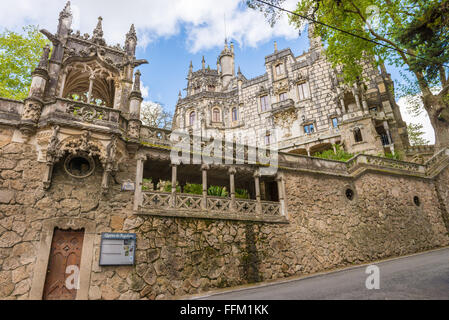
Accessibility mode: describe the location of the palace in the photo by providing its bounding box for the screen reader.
[174,27,410,158]
[0,2,448,300]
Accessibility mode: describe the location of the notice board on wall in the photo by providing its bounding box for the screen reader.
[99,233,136,266]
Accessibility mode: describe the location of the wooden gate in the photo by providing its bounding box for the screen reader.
[43,228,85,300]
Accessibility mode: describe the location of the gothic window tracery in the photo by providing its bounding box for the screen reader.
[61,61,117,108]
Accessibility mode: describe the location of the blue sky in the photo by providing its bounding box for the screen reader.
[0,0,435,143]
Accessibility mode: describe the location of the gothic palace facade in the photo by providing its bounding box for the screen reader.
[174,28,410,157]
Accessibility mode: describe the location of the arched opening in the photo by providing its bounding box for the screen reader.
[189,111,196,127]
[354,127,363,143]
[61,60,118,108]
[232,107,238,122]
[212,108,221,123]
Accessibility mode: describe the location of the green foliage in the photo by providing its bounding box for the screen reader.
[313,144,354,162]
[183,183,202,195]
[381,151,402,160]
[236,188,250,199]
[407,123,430,146]
[0,25,49,100]
[208,186,229,198]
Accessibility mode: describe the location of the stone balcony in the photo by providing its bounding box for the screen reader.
[271,99,295,114]
[39,98,122,134]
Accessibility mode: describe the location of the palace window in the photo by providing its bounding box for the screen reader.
[260,95,270,112]
[297,82,310,101]
[265,134,271,145]
[208,85,216,92]
[279,92,288,102]
[189,111,196,126]
[212,108,221,123]
[332,117,339,128]
[232,107,238,122]
[304,123,315,134]
[354,127,363,142]
[275,64,284,76]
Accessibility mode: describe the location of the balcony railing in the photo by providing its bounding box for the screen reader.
[140,191,281,217]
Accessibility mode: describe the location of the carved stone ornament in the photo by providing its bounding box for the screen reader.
[273,109,298,137]
[22,100,43,123]
[68,104,106,122]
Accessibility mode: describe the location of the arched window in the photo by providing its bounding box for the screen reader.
[189,111,196,126]
[232,107,238,122]
[354,127,363,142]
[212,108,221,123]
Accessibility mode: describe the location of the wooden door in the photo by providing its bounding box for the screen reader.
[43,228,85,300]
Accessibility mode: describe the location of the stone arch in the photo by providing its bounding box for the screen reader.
[60,57,120,107]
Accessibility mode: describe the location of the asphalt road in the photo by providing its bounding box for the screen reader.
[198,248,449,300]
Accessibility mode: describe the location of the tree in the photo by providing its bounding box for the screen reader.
[407,123,430,146]
[248,0,449,149]
[0,25,49,101]
[140,101,173,130]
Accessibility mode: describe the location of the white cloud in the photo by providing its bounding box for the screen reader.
[0,0,301,53]
[397,95,435,145]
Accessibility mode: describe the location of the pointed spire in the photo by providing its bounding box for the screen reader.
[59,1,72,19]
[274,41,278,53]
[238,66,242,75]
[133,70,141,93]
[202,56,205,71]
[93,16,104,39]
[127,24,136,39]
[189,61,193,74]
[125,24,138,56]
[57,1,73,37]
[178,90,182,100]
[230,41,234,54]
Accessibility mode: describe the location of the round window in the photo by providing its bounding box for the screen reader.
[346,188,355,201]
[64,153,95,178]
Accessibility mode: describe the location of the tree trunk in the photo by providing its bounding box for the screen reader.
[424,95,449,150]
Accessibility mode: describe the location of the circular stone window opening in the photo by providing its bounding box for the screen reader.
[64,153,95,179]
[414,196,421,207]
[346,188,355,201]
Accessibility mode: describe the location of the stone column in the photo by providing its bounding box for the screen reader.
[276,173,287,217]
[87,74,95,103]
[58,71,68,98]
[171,164,178,208]
[254,170,262,214]
[133,154,146,211]
[201,164,209,210]
[307,147,311,157]
[229,166,236,211]
[332,144,337,155]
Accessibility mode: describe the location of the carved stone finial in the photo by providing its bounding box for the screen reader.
[133,70,141,92]
[178,90,182,100]
[274,41,278,53]
[59,1,72,19]
[93,17,104,38]
[202,56,205,71]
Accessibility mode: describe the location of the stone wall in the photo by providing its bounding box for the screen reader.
[0,140,448,300]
